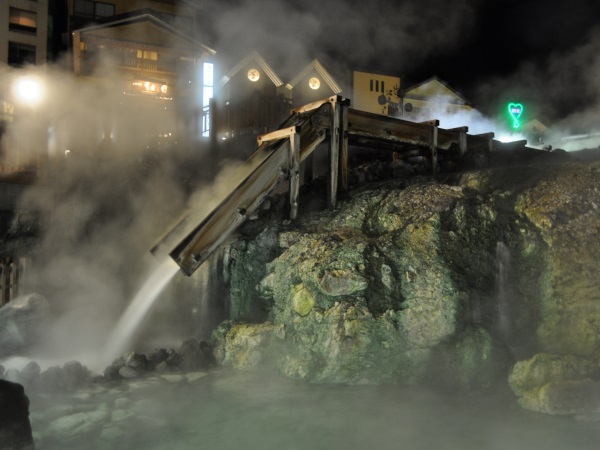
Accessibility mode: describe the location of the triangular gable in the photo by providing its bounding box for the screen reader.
[77,13,216,55]
[221,51,283,87]
[404,76,469,105]
[285,59,342,93]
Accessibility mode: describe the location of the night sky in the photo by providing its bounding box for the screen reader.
[201,0,600,128]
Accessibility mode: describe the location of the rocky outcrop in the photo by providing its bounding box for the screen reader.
[0,380,35,450]
[212,152,600,406]
[0,293,51,359]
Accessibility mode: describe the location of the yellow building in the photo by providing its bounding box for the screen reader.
[352,70,401,116]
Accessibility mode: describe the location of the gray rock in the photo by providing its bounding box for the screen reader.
[40,366,64,392]
[123,352,148,371]
[0,380,35,450]
[118,366,139,379]
[62,361,90,391]
[0,293,51,358]
[178,338,210,371]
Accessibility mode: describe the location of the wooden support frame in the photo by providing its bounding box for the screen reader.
[339,100,349,192]
[328,99,340,210]
[289,133,301,220]
[448,126,469,157]
[427,121,439,174]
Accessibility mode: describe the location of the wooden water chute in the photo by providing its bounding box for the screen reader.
[159,96,513,277]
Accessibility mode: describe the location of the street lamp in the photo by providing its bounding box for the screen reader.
[12,76,45,108]
[9,74,48,174]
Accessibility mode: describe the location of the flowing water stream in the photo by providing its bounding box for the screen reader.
[101,257,180,365]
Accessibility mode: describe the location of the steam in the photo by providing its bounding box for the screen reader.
[1,58,228,369]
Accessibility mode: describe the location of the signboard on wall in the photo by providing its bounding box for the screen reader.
[0,100,15,123]
[131,80,168,96]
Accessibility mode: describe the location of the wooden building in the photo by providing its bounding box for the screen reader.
[215,51,290,142]
[286,59,342,109]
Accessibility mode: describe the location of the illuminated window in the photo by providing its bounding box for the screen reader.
[137,50,158,61]
[9,8,37,33]
[202,62,214,137]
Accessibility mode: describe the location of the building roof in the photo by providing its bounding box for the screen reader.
[403,76,470,105]
[220,51,284,87]
[285,59,342,93]
[75,10,216,55]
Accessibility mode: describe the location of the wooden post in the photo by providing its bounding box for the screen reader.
[430,123,438,174]
[328,100,340,210]
[289,133,300,220]
[339,100,349,192]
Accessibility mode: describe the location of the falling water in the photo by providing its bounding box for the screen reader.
[495,241,512,340]
[102,257,180,364]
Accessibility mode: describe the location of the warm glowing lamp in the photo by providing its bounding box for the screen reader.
[248,69,260,82]
[309,77,320,90]
[13,76,44,107]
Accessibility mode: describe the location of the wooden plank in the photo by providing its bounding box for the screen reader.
[257,126,301,145]
[347,108,431,147]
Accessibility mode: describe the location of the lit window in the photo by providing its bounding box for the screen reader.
[9,8,37,33]
[202,62,214,137]
[137,50,158,61]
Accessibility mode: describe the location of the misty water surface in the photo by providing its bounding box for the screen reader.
[29,369,600,450]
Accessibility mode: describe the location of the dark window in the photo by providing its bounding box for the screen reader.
[74,0,94,17]
[74,0,114,19]
[95,2,115,19]
[370,80,373,91]
[9,8,37,34]
[8,42,36,67]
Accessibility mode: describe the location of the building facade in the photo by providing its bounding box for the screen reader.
[1,0,49,66]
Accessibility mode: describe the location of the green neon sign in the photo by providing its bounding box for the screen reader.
[508,103,524,129]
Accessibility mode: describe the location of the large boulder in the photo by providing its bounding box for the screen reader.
[508,353,600,414]
[0,293,50,358]
[0,380,35,450]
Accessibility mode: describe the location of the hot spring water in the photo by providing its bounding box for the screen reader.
[102,257,180,364]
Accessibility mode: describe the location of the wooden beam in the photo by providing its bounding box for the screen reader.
[257,126,301,145]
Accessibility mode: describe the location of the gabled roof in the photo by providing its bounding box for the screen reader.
[220,51,284,87]
[75,10,216,55]
[404,76,469,105]
[285,59,342,93]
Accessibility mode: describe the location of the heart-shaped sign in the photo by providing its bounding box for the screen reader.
[508,103,524,128]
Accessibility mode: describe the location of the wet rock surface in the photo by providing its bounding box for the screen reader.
[215,150,600,414]
[0,380,35,450]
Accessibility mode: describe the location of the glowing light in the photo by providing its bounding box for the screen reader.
[12,76,44,107]
[309,77,320,90]
[507,102,524,129]
[248,69,260,82]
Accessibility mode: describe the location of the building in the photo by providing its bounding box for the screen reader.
[216,51,290,142]
[285,59,342,109]
[402,76,474,121]
[1,0,49,67]
[352,70,401,116]
[69,5,215,149]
